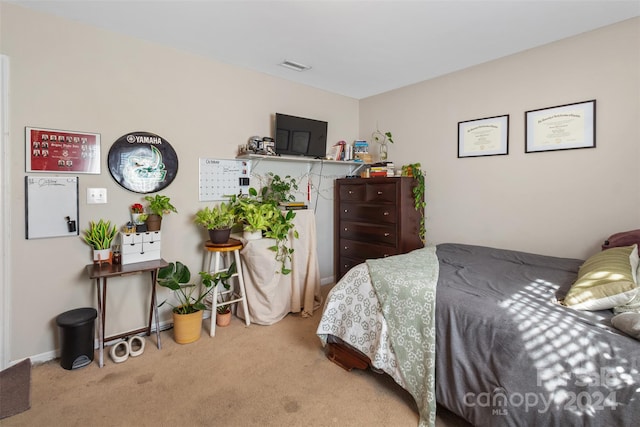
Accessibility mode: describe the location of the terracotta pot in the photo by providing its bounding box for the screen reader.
[208,228,231,244]
[172,309,203,344]
[216,310,232,327]
[145,214,162,231]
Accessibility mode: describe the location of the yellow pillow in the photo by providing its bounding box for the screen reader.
[564,244,639,310]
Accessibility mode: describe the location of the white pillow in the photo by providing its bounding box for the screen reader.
[611,312,640,340]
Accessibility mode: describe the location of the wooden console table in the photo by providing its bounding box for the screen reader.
[86,258,168,367]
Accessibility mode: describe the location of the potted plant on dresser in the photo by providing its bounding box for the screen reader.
[194,201,236,244]
[144,194,177,231]
[157,261,234,344]
[82,219,118,264]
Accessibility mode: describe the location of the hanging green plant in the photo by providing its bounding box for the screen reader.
[401,163,426,243]
[260,172,299,204]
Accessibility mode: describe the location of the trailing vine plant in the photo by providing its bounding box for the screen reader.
[260,172,299,204]
[401,163,426,243]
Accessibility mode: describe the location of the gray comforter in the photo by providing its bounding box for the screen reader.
[435,243,640,426]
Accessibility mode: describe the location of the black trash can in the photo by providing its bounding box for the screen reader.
[55,307,97,370]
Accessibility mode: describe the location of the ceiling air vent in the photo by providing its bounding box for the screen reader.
[279,60,311,72]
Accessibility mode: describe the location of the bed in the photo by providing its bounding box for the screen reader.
[316,243,640,427]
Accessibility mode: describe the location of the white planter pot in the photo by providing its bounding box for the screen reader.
[93,248,112,263]
[243,229,263,241]
[131,213,145,225]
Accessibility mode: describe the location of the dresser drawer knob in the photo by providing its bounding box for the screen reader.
[383,211,390,216]
[344,209,348,213]
[348,190,354,194]
[344,227,348,231]
[377,191,383,195]
[344,246,349,250]
[383,254,390,257]
[384,232,390,237]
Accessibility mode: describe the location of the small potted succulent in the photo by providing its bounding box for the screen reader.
[82,219,118,264]
[144,194,177,231]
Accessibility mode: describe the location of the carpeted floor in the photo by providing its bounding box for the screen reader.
[2,285,470,427]
[0,358,31,420]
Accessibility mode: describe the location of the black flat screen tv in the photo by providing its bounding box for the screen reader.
[275,113,328,158]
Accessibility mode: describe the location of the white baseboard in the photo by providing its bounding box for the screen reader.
[15,318,177,366]
[320,275,335,286]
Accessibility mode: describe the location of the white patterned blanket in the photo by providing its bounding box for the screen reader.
[366,246,439,427]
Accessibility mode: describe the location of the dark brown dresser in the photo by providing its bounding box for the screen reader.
[334,176,424,281]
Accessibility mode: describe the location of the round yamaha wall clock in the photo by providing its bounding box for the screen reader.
[108,131,179,194]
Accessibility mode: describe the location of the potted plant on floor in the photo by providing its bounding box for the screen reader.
[216,304,232,327]
[144,194,177,231]
[157,261,234,344]
[194,201,236,244]
[82,219,118,264]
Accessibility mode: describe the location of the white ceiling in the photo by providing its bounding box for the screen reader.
[10,0,640,99]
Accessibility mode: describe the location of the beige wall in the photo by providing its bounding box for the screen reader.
[361,17,640,259]
[1,3,358,362]
[3,3,639,363]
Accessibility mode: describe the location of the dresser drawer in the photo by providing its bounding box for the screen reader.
[141,231,161,243]
[338,256,364,279]
[339,238,399,260]
[366,183,397,203]
[340,221,397,245]
[340,203,397,224]
[339,184,366,201]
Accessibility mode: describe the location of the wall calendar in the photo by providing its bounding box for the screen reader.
[199,158,251,201]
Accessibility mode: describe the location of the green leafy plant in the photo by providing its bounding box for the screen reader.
[401,163,426,243]
[216,304,231,315]
[231,188,277,233]
[144,194,178,217]
[82,219,118,250]
[194,201,236,230]
[157,261,236,315]
[230,188,298,274]
[260,173,299,204]
[264,209,299,275]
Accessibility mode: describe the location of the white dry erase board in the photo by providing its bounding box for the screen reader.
[199,158,251,201]
[25,175,79,239]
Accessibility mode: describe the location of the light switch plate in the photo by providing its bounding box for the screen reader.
[87,188,107,204]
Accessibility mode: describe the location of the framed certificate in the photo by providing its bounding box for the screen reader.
[458,115,509,158]
[525,100,596,153]
[26,126,100,174]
